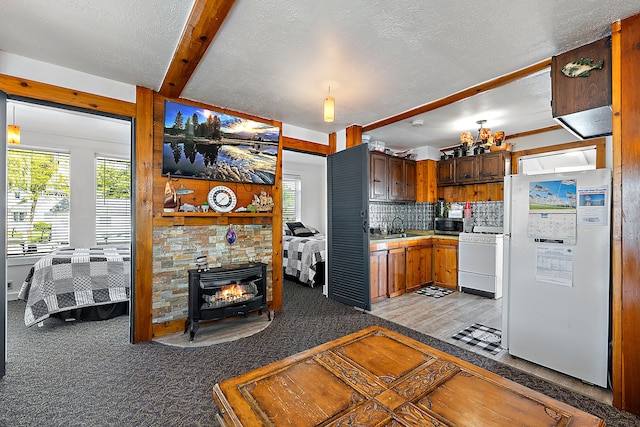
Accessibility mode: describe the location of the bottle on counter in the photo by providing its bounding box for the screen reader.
[464,201,472,218]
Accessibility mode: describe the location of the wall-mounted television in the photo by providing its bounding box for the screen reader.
[162,100,280,185]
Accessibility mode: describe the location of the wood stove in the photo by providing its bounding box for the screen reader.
[185,262,270,342]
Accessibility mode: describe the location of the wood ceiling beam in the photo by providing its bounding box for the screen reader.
[159,0,236,99]
[362,58,552,132]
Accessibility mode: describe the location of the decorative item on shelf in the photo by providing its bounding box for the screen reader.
[208,185,237,213]
[179,203,197,212]
[489,130,513,151]
[201,202,210,212]
[252,189,274,212]
[226,224,237,245]
[175,183,194,210]
[195,254,208,272]
[163,173,178,212]
[460,131,474,153]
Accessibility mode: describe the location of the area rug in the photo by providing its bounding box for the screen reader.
[452,323,503,355]
[414,285,454,298]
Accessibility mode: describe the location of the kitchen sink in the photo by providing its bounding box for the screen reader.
[370,233,421,240]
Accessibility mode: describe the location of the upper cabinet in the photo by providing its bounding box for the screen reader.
[551,36,612,139]
[437,151,510,187]
[369,153,416,202]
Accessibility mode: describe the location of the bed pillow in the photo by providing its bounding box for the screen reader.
[283,227,292,236]
[286,222,306,233]
[293,227,315,237]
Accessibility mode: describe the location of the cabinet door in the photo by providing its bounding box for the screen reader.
[406,244,433,292]
[433,239,458,290]
[436,158,455,186]
[455,156,478,184]
[388,157,404,200]
[478,151,508,182]
[416,160,437,202]
[369,153,388,200]
[387,248,406,297]
[403,160,417,201]
[370,250,388,303]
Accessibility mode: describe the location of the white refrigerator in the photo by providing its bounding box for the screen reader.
[502,169,611,388]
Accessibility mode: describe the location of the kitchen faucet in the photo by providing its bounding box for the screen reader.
[391,216,405,234]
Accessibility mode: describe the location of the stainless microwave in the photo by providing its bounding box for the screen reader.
[434,217,464,235]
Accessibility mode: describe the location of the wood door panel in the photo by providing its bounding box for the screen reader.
[214,326,605,427]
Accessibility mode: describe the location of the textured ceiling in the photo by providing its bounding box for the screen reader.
[1,1,640,150]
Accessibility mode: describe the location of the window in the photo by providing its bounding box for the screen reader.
[6,148,70,257]
[282,175,301,223]
[96,157,131,245]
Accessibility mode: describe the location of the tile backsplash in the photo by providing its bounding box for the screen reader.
[369,201,503,231]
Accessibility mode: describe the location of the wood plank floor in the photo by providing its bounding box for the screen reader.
[369,288,613,405]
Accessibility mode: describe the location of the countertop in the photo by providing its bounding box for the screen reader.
[369,230,458,251]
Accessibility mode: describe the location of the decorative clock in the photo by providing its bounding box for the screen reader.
[208,186,237,213]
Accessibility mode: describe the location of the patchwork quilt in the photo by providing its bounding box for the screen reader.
[18,246,131,327]
[283,235,326,287]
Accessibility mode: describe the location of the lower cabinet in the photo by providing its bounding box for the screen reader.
[369,239,438,300]
[370,250,388,303]
[433,238,458,290]
[406,243,433,292]
[387,248,406,297]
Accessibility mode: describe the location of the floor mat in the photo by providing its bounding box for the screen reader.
[452,323,503,355]
[414,285,454,298]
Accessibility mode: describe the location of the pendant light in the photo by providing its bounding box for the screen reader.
[323,86,335,123]
[7,104,20,145]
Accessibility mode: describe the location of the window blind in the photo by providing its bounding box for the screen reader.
[282,175,301,223]
[96,156,131,245]
[6,148,70,257]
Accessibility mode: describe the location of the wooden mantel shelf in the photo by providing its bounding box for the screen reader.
[161,211,273,218]
[155,211,274,227]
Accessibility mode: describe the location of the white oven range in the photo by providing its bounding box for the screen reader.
[457,226,504,299]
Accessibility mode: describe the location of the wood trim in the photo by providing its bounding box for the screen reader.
[271,127,284,311]
[616,13,640,415]
[133,86,154,343]
[362,58,551,131]
[328,132,337,154]
[345,125,363,148]
[159,0,236,98]
[282,136,329,155]
[0,73,136,117]
[510,138,606,175]
[505,124,563,140]
[610,18,623,411]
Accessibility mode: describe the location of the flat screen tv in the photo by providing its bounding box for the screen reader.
[162,100,280,185]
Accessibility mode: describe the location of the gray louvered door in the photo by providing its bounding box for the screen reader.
[327,144,370,310]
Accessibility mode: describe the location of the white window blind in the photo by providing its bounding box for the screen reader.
[7,148,70,257]
[96,156,131,245]
[282,175,301,223]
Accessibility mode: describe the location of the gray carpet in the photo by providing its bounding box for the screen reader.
[1,280,638,426]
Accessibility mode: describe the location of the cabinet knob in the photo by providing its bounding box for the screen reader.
[465,174,471,178]
[373,179,381,183]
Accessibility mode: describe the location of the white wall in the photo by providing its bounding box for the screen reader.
[6,123,131,300]
[282,150,327,234]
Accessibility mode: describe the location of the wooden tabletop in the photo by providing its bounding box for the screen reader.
[213,325,605,426]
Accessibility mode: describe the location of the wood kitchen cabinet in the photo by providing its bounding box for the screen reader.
[405,243,433,292]
[387,248,406,297]
[369,153,388,200]
[369,153,416,201]
[437,151,510,186]
[370,250,388,303]
[388,157,405,200]
[433,238,458,290]
[436,158,455,186]
[455,156,478,184]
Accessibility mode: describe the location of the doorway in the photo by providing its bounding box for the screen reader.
[3,97,134,377]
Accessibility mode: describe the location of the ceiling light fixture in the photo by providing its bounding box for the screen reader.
[7,105,20,145]
[323,86,335,123]
[411,119,424,127]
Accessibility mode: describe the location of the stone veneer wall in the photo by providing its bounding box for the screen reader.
[152,224,273,324]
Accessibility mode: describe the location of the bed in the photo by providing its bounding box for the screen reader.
[18,246,131,327]
[283,234,326,287]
